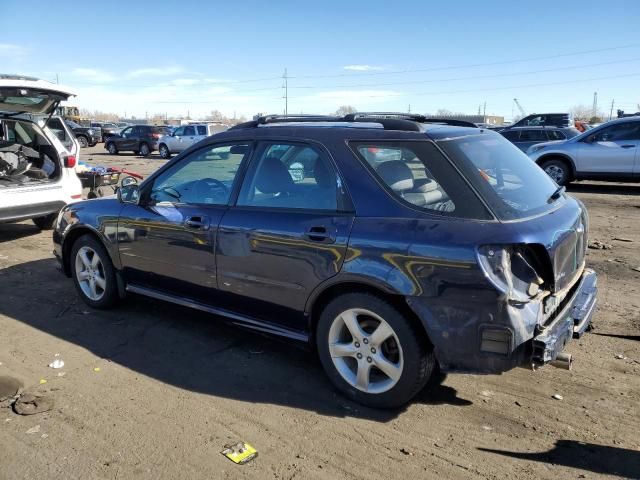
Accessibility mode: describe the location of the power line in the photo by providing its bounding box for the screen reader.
[287,57,640,90]
[289,42,640,79]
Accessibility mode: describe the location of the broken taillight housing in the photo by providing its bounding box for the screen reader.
[477,245,545,303]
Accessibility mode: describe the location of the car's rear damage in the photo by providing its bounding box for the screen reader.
[405,224,597,375]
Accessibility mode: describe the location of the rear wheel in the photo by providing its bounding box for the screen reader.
[106,142,118,155]
[159,143,171,159]
[540,158,571,186]
[70,235,119,309]
[32,213,58,230]
[316,293,435,408]
[139,142,150,157]
[77,135,89,148]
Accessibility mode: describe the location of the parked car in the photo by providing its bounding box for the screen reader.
[500,126,580,152]
[157,123,228,159]
[0,74,82,229]
[53,113,597,408]
[65,120,101,147]
[104,125,171,157]
[507,113,573,129]
[527,116,640,185]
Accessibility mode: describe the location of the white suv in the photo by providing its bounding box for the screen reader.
[157,123,228,159]
[0,75,82,229]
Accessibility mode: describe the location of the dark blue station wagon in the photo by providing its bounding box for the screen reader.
[53,113,598,408]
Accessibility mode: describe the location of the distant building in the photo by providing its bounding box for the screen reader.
[427,114,505,126]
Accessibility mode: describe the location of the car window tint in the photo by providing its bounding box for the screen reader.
[184,126,196,136]
[148,143,250,205]
[237,143,341,211]
[353,142,463,215]
[547,130,566,141]
[501,130,520,141]
[197,125,207,136]
[592,122,640,142]
[519,130,547,141]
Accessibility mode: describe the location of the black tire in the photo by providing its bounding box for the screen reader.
[316,292,435,408]
[138,142,150,157]
[159,143,171,159]
[539,158,571,186]
[106,142,118,155]
[70,234,119,309]
[32,213,58,230]
[77,135,89,148]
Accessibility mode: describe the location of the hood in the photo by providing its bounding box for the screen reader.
[0,74,75,115]
[526,139,567,154]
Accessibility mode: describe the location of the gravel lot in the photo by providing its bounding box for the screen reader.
[1,144,639,479]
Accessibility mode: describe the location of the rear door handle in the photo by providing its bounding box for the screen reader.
[185,215,210,230]
[621,144,636,149]
[304,225,336,243]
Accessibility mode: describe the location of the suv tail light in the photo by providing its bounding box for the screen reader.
[151,133,161,139]
[64,155,76,168]
[477,245,546,303]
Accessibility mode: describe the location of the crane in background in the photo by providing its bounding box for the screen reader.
[513,98,526,118]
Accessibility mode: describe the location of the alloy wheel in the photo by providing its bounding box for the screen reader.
[327,308,404,394]
[74,246,107,301]
[545,164,565,184]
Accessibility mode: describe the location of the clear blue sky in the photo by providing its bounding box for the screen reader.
[2,0,639,120]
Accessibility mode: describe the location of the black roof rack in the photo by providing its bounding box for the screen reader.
[229,112,478,131]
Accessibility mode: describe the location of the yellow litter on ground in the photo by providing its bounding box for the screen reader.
[221,442,258,464]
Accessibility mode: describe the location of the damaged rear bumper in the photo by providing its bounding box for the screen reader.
[406,268,598,374]
[531,268,597,368]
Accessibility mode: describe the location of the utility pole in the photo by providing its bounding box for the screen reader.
[408,104,411,113]
[592,92,598,118]
[483,101,487,119]
[55,73,59,84]
[282,68,288,116]
[609,99,615,120]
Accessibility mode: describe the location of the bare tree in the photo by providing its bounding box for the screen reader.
[335,105,357,116]
[79,109,119,122]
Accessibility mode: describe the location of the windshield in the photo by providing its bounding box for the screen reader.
[438,132,560,220]
[65,120,81,128]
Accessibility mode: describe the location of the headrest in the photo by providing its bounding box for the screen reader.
[255,157,294,194]
[376,161,414,192]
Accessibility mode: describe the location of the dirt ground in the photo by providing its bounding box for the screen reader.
[1,145,639,480]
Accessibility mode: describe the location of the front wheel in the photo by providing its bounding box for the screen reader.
[540,158,571,186]
[159,144,171,159]
[316,293,435,408]
[138,143,150,157]
[70,234,119,309]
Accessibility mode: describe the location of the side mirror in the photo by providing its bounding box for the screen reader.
[117,183,140,204]
[121,175,138,187]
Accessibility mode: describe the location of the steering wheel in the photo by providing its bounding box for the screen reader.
[193,178,229,201]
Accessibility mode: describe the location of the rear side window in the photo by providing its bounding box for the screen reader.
[501,130,520,141]
[237,142,348,211]
[350,141,491,219]
[197,125,207,135]
[547,130,567,141]
[184,126,196,136]
[519,130,547,142]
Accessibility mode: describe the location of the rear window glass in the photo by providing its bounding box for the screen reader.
[350,141,491,219]
[438,132,560,220]
[547,130,567,141]
[519,130,547,142]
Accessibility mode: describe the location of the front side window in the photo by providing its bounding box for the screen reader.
[147,143,250,205]
[547,130,567,141]
[590,122,640,142]
[237,142,344,211]
[173,127,184,136]
[438,132,559,220]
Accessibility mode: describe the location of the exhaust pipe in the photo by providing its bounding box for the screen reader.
[550,352,572,370]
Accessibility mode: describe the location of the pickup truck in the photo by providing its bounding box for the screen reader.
[64,120,101,147]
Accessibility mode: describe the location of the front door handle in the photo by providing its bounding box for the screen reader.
[304,225,336,243]
[185,216,210,230]
[621,144,636,149]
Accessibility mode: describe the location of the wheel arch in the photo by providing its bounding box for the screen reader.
[61,225,118,277]
[536,153,577,178]
[305,277,431,348]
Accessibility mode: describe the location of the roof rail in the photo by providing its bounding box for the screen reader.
[228,112,478,131]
